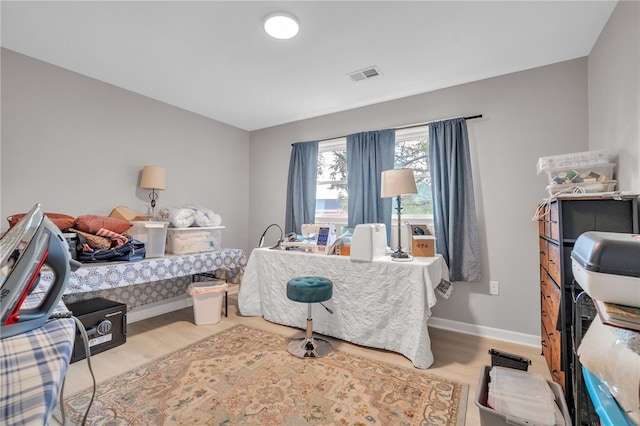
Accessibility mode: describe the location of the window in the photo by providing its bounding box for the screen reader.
[315,125,432,222]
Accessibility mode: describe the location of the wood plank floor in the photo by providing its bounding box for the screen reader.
[58,294,550,425]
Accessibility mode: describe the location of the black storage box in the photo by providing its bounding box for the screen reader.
[66,297,127,363]
[571,231,640,307]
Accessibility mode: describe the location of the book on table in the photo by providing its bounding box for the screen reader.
[594,299,640,332]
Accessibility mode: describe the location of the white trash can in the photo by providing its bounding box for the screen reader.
[186,281,228,325]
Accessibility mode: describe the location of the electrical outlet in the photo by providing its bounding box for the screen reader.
[490,280,499,295]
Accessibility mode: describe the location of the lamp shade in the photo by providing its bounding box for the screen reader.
[381,168,418,197]
[140,166,166,190]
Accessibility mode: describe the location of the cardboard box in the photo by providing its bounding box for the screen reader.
[109,206,149,222]
[412,235,435,257]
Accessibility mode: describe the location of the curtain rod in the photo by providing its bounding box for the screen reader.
[305,114,482,145]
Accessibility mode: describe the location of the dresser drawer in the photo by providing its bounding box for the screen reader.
[541,278,561,332]
[548,201,559,241]
[541,322,565,390]
[546,241,561,284]
[539,237,548,267]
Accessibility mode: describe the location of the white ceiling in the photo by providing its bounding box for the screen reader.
[1,1,617,131]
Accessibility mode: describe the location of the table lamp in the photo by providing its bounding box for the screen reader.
[140,166,166,218]
[381,168,418,261]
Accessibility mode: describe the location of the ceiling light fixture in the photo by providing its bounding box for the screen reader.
[264,12,299,40]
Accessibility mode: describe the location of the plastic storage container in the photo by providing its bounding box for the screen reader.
[127,221,168,258]
[571,231,640,307]
[186,281,228,325]
[166,226,224,254]
[537,149,611,175]
[546,180,617,196]
[475,366,571,426]
[582,367,636,426]
[543,162,615,185]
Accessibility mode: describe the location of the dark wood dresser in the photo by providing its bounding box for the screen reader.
[537,194,639,424]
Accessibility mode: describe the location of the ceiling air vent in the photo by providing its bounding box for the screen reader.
[347,66,382,82]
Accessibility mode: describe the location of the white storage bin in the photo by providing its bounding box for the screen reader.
[487,366,556,425]
[537,149,611,175]
[166,226,224,254]
[546,180,617,196]
[127,221,168,258]
[544,163,615,186]
[186,281,228,325]
[475,366,570,426]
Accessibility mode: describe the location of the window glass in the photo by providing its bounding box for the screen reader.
[316,139,347,217]
[315,125,432,220]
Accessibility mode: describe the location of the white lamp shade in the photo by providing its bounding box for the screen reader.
[140,166,166,190]
[381,168,418,197]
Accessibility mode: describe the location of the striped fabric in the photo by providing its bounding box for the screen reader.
[0,290,75,425]
[96,227,128,246]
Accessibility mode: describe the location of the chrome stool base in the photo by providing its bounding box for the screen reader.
[287,336,332,358]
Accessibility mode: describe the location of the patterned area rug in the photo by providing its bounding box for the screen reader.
[61,325,468,425]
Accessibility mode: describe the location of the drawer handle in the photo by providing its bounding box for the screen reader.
[541,340,548,348]
[549,334,556,341]
[545,295,553,303]
[548,260,556,265]
[541,310,547,317]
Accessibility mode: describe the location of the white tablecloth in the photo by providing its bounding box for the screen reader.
[238,248,449,369]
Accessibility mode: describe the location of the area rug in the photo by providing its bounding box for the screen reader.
[61,325,468,425]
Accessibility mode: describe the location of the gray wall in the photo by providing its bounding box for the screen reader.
[1,48,251,254]
[2,1,636,343]
[249,58,589,341]
[588,0,640,191]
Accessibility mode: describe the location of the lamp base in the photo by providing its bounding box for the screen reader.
[390,249,413,262]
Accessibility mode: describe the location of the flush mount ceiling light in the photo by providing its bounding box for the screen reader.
[264,12,299,39]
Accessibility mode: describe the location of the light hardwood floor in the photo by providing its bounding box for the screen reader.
[58,294,550,425]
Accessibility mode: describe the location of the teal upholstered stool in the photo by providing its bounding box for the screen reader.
[286,276,333,358]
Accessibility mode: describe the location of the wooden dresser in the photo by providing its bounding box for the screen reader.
[537,194,639,422]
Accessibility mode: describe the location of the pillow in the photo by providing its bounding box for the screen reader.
[7,212,76,231]
[75,215,132,234]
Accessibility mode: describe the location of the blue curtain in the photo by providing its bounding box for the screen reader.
[429,118,481,282]
[346,129,395,243]
[285,141,318,234]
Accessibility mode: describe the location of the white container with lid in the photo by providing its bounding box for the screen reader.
[488,367,556,425]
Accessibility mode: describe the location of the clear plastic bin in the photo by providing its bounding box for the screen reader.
[537,149,611,174]
[475,366,571,426]
[186,281,228,325]
[166,226,224,254]
[546,180,617,196]
[127,221,168,258]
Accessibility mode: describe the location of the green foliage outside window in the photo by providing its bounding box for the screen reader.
[316,131,432,216]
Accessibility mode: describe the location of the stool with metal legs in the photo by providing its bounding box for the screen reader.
[286,276,333,358]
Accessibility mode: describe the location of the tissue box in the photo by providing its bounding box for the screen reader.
[165,226,224,254]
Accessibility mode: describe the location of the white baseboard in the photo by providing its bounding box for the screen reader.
[126,293,539,349]
[428,316,541,348]
[127,294,193,324]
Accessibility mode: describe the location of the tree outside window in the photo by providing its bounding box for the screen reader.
[315,126,432,220]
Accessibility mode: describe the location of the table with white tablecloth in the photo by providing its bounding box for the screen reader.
[238,248,449,369]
